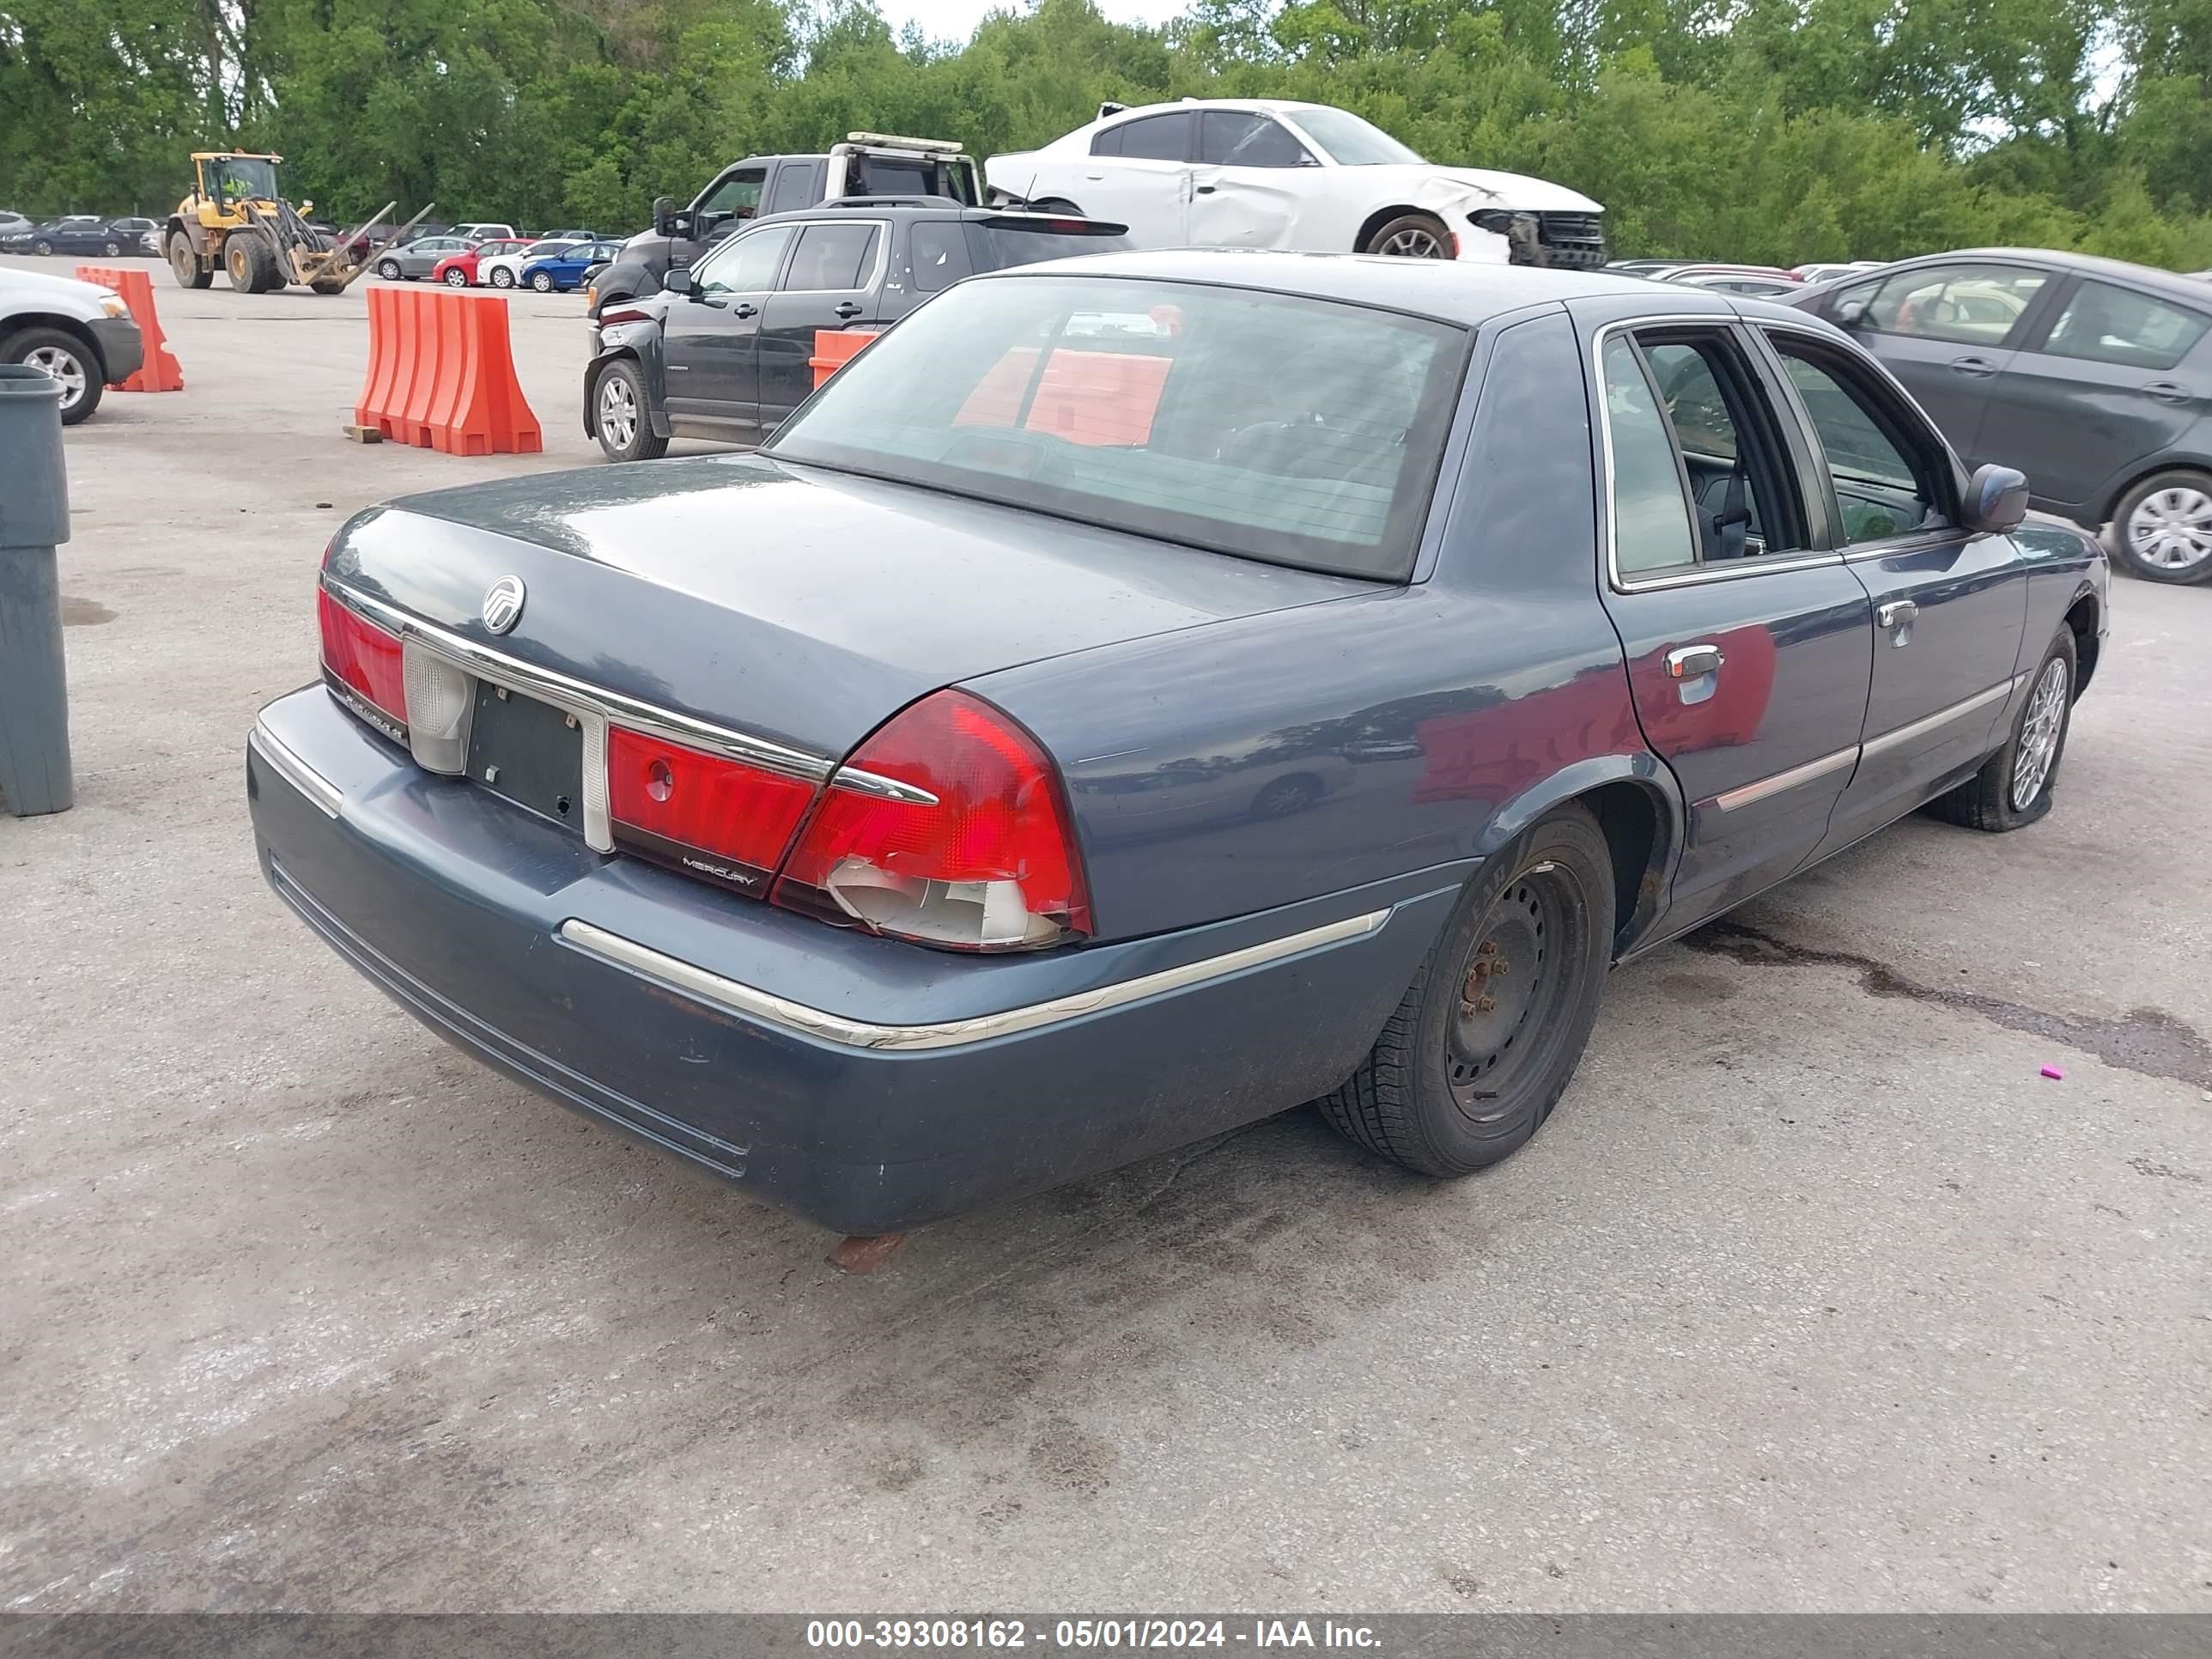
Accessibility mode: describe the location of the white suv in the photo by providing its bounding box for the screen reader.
[988,100,1606,267]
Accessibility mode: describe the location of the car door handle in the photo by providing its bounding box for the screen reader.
[1664,644,1725,679]
[1195,184,1217,193]
[1877,599,1918,643]
[731,302,757,319]
[2142,380,2193,405]
[832,301,864,319]
[1948,356,1996,378]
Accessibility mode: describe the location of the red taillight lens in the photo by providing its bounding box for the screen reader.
[317,589,407,732]
[773,690,1090,951]
[606,726,817,896]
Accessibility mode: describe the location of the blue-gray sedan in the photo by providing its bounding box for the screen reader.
[246,250,2110,1236]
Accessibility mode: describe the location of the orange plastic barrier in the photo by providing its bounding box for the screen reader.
[810,328,876,387]
[354,287,542,455]
[74,264,183,392]
[954,346,1172,447]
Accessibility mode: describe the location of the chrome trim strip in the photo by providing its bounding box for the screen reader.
[830,765,940,806]
[557,908,1395,1053]
[1711,744,1857,813]
[323,580,836,785]
[249,721,343,817]
[1861,676,2018,760]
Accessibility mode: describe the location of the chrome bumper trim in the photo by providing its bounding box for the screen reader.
[557,908,1394,1053]
[1862,675,2019,760]
[250,721,343,817]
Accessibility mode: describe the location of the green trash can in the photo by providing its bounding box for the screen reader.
[0,362,74,817]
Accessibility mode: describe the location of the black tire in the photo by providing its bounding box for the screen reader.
[1362,212,1452,258]
[2,326,103,425]
[101,240,121,257]
[2110,468,2212,586]
[1318,805,1615,1176]
[592,360,668,463]
[167,233,212,289]
[490,267,515,289]
[309,278,348,295]
[225,234,277,292]
[33,240,52,256]
[1029,197,1084,216]
[1926,628,2077,832]
[530,270,554,292]
[442,267,469,286]
[376,258,403,281]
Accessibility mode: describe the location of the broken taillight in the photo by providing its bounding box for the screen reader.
[773,690,1090,951]
[317,589,407,738]
[606,726,817,898]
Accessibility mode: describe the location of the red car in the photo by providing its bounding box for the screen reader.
[429,238,536,288]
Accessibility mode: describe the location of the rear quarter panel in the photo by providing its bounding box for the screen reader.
[969,309,1674,941]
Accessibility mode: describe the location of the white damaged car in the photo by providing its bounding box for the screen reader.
[987,99,1607,267]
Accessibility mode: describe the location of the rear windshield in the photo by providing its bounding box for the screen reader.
[965,220,1131,271]
[763,275,1467,578]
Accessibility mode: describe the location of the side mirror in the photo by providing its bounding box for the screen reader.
[1966,463,2030,534]
[653,196,678,238]
[1834,296,1869,329]
[660,266,696,297]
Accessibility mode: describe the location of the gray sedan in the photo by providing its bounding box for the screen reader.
[1788,247,2212,584]
[372,235,474,281]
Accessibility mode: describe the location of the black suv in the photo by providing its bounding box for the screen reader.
[585,200,1127,462]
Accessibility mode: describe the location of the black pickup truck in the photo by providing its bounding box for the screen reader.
[588,135,983,310]
[584,199,1127,461]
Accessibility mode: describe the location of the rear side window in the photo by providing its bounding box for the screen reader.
[1864,262,2046,347]
[764,163,821,216]
[781,222,879,290]
[965,220,1132,272]
[1601,336,1698,574]
[909,222,972,293]
[2038,279,2210,371]
[1104,113,1191,162]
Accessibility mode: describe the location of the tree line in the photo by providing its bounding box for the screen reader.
[4,0,2211,268]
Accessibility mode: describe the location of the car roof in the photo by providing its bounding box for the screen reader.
[748,201,1077,228]
[971,246,1694,325]
[1878,246,2212,305]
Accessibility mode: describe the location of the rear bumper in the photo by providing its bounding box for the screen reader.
[246,686,1455,1233]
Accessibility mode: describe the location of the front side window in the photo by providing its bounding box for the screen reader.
[1197,112,1314,168]
[699,223,795,294]
[1770,340,1945,545]
[1864,262,2046,347]
[696,167,766,219]
[2038,279,2210,371]
[781,223,879,291]
[767,275,1468,579]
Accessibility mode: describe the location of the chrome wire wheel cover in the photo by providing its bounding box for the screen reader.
[24,343,88,409]
[2010,657,2069,810]
[598,375,639,452]
[1378,226,1447,258]
[2126,483,2212,571]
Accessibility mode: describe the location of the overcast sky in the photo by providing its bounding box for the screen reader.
[879,0,1186,46]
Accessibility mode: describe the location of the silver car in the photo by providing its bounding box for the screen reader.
[372,235,474,281]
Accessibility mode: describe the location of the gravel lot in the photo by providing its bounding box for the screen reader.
[3,253,2209,1613]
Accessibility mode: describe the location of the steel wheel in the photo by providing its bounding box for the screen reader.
[23,343,88,411]
[598,374,639,453]
[1379,226,1447,258]
[1444,867,1577,1123]
[2125,483,2212,574]
[2009,655,2070,811]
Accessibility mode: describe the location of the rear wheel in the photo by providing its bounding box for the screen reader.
[1029,196,1084,216]
[592,360,668,463]
[1317,805,1614,1176]
[3,326,102,424]
[168,233,212,289]
[2112,468,2212,585]
[1362,212,1451,258]
[1926,628,2076,832]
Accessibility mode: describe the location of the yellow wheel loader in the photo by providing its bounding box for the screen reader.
[163,152,432,295]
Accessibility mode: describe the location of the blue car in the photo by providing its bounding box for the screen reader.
[247,250,2108,1238]
[519,240,619,292]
